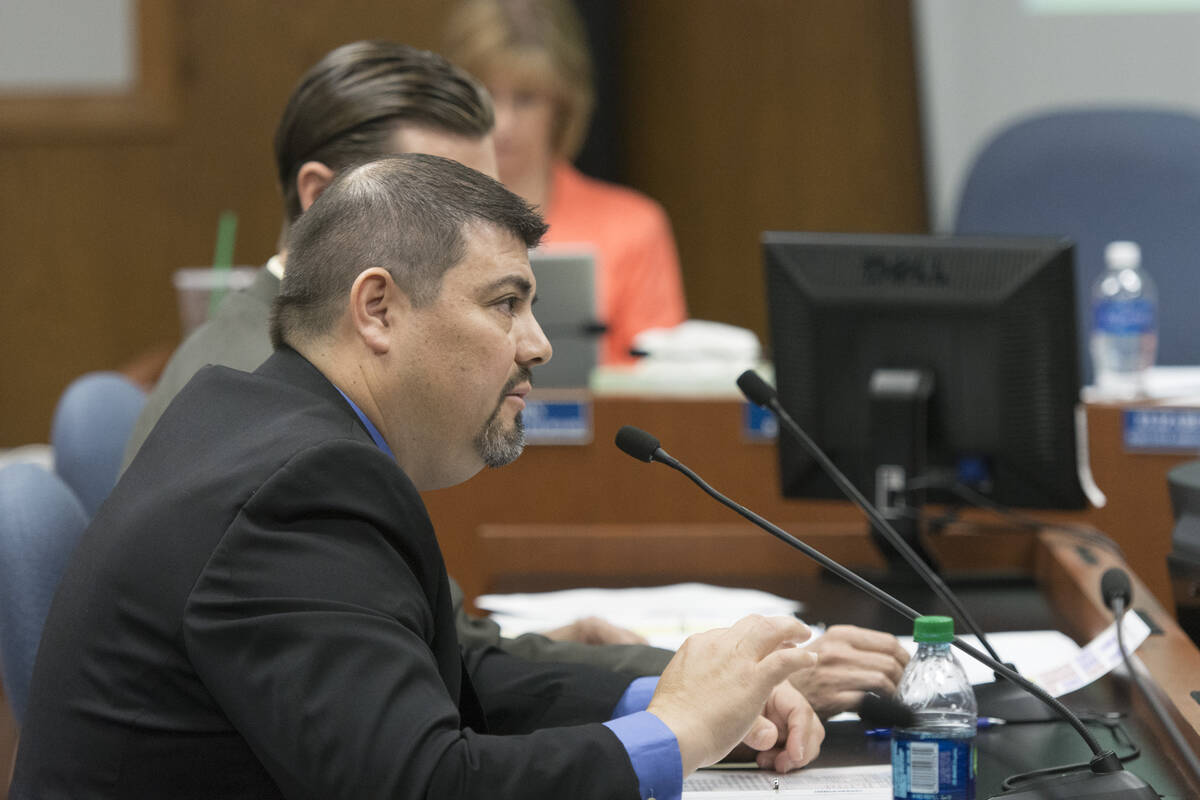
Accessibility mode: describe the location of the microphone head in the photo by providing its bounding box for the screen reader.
[1100,567,1133,612]
[857,691,916,729]
[615,426,661,463]
[737,370,777,407]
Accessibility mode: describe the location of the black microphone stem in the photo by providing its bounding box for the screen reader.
[658,448,1107,756]
[763,395,1006,667]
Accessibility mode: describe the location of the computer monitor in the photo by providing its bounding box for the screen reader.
[528,249,601,389]
[762,232,1087,569]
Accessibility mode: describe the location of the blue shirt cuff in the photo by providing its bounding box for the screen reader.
[604,710,682,800]
[611,675,658,718]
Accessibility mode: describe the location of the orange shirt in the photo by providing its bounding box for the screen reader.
[541,161,687,365]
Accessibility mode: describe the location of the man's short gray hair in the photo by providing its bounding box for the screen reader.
[270,153,546,349]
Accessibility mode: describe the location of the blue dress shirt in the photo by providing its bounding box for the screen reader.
[606,676,680,800]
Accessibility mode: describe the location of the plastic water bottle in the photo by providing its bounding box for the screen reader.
[1091,240,1157,399]
[892,616,976,800]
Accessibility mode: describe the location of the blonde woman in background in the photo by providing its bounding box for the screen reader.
[444,0,688,365]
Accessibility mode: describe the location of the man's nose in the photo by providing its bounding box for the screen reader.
[518,313,552,367]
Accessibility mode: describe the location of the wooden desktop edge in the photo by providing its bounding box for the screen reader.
[1035,529,1200,747]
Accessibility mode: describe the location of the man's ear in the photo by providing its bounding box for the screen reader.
[296,161,336,212]
[350,268,406,354]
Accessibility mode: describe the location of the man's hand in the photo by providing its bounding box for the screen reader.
[747,681,824,773]
[647,615,821,775]
[791,625,909,717]
[541,616,649,645]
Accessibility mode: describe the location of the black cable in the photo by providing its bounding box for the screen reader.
[999,715,1141,791]
[905,474,1125,558]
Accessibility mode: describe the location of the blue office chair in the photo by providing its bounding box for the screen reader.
[954,107,1200,383]
[0,462,88,724]
[50,371,146,518]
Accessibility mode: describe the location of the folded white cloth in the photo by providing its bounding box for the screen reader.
[632,320,761,363]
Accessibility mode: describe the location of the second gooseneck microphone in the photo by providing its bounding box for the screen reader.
[1102,567,1200,784]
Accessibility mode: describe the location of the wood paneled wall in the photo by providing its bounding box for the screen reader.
[619,0,928,337]
[0,0,925,447]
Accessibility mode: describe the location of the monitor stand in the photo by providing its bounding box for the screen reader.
[866,368,938,582]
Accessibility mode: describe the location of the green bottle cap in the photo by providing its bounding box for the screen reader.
[913,615,954,643]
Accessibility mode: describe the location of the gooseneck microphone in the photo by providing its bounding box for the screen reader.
[614,424,1156,799]
[1101,567,1133,614]
[1103,567,1200,784]
[737,369,1056,722]
[856,691,916,730]
[613,426,663,463]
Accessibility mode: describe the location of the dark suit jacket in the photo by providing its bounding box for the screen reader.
[12,348,640,799]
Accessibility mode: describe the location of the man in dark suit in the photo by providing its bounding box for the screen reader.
[120,38,909,702]
[12,154,825,799]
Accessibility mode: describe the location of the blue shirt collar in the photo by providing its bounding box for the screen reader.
[333,385,395,461]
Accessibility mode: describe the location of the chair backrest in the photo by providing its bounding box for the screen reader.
[953,107,1200,383]
[51,371,147,518]
[0,463,88,725]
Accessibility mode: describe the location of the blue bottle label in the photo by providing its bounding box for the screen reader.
[891,732,976,800]
[1094,298,1155,335]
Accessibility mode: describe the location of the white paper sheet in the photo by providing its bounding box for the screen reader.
[893,614,1150,698]
[1083,365,1200,402]
[683,764,891,798]
[477,583,802,651]
[894,629,1082,687]
[1020,611,1151,698]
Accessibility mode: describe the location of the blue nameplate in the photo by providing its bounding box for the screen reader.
[1122,407,1200,452]
[742,401,778,441]
[523,394,592,445]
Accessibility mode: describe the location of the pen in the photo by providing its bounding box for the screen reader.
[865,717,1007,737]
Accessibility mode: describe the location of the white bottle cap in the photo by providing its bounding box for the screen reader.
[1105,240,1141,270]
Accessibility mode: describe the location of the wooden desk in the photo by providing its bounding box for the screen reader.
[1082,401,1196,612]
[421,396,1194,613]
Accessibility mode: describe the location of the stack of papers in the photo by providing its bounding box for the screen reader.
[945,612,1150,698]
[475,583,802,651]
[683,764,891,798]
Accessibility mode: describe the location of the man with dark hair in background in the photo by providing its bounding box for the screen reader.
[13,154,825,799]
[124,41,500,464]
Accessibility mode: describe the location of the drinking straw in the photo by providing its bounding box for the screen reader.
[208,210,238,319]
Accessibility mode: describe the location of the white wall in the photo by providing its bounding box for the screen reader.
[914,0,1200,232]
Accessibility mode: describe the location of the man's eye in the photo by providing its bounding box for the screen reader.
[514,90,540,108]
